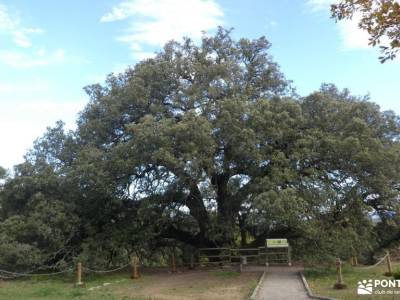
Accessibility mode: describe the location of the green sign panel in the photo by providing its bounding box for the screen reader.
[266,238,289,248]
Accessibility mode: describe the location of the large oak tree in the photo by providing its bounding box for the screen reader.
[1,29,399,268]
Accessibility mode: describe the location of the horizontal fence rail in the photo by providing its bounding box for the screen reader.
[197,246,290,266]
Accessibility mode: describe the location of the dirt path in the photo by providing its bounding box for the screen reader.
[109,269,261,300]
[139,271,259,299]
[255,266,312,300]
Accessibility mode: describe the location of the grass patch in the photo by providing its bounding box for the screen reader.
[304,262,400,300]
[0,269,260,300]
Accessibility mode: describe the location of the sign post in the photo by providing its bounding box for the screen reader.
[266,239,289,248]
[266,239,291,266]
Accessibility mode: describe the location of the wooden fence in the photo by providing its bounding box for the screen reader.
[197,247,290,266]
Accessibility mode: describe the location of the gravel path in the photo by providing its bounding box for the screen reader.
[255,266,312,300]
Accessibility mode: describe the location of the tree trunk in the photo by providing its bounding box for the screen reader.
[239,215,247,247]
[215,173,235,246]
[186,183,210,245]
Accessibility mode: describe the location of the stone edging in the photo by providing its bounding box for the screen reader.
[299,272,337,300]
[249,269,266,300]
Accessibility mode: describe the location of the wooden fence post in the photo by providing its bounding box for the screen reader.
[351,256,358,266]
[131,256,140,279]
[337,259,343,283]
[75,262,84,287]
[189,253,194,270]
[385,251,392,276]
[333,258,347,289]
[171,253,177,273]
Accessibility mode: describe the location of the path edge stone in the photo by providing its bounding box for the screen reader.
[248,268,266,300]
[299,272,337,300]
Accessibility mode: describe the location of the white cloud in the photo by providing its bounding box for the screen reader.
[0,78,87,170]
[100,2,133,22]
[265,20,278,29]
[12,31,32,47]
[53,48,65,60]
[337,13,371,50]
[130,50,156,60]
[112,62,133,74]
[0,98,86,170]
[0,4,14,29]
[305,0,374,51]
[0,48,65,68]
[0,4,65,69]
[0,4,43,48]
[306,0,336,12]
[269,21,278,27]
[0,80,48,93]
[100,0,224,58]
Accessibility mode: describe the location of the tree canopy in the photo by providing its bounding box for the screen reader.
[1,28,399,269]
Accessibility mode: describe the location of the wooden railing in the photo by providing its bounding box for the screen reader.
[198,247,267,266]
[198,246,290,266]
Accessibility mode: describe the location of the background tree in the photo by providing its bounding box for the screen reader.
[332,0,400,62]
[0,163,79,270]
[0,166,6,179]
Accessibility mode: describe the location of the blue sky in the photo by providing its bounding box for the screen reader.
[0,0,399,169]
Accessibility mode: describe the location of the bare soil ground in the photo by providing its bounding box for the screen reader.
[0,268,261,300]
[112,270,260,300]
